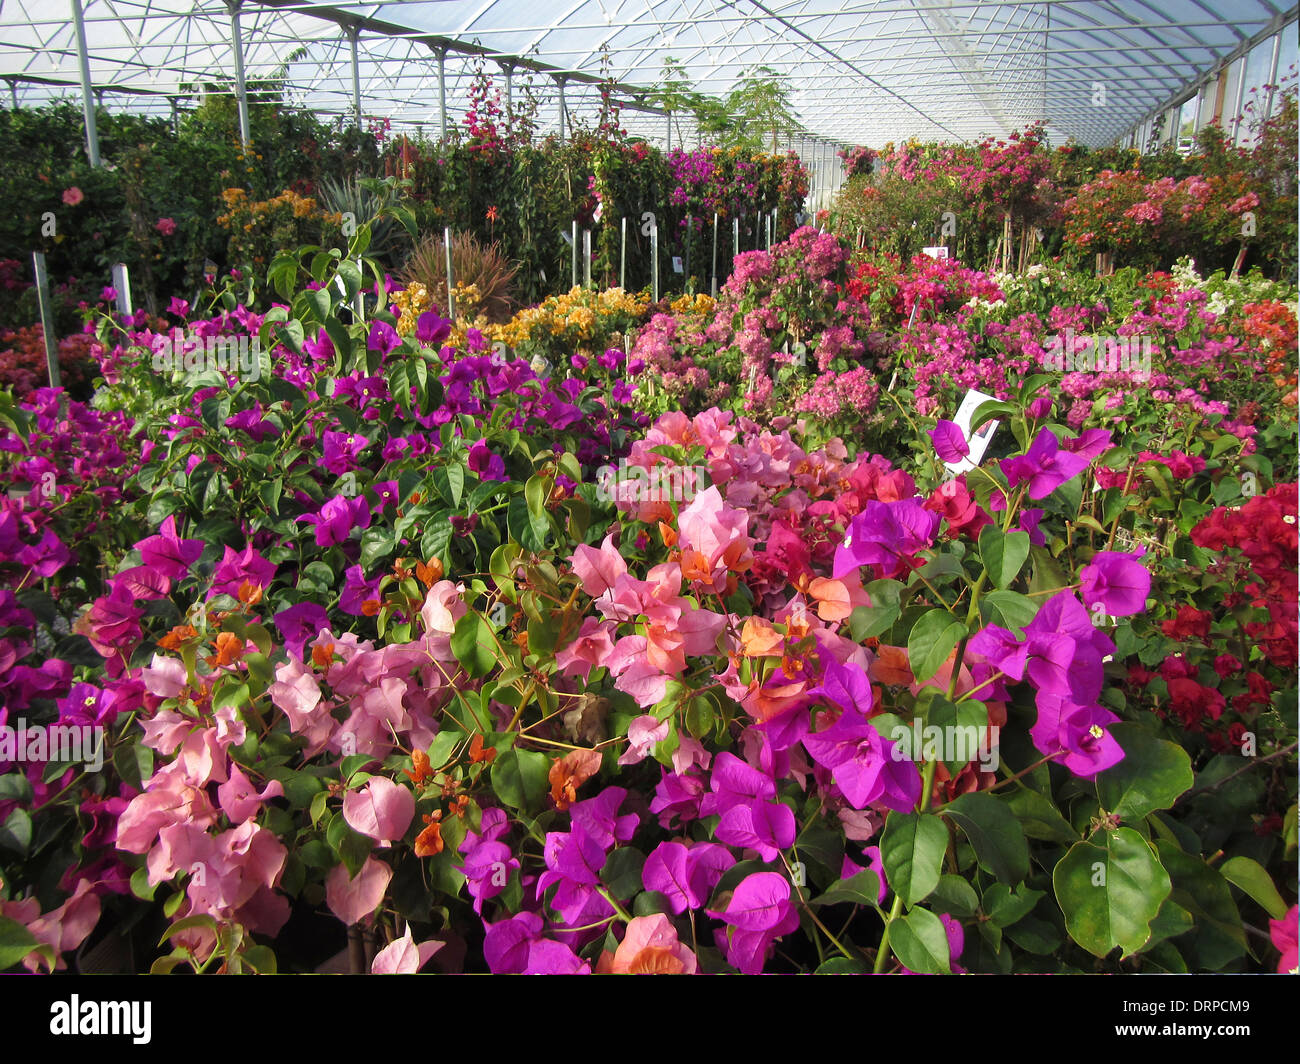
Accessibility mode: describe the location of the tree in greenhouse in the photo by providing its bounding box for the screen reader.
[727,65,803,151]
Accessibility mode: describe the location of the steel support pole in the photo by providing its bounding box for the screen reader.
[1264,30,1282,121]
[348,26,362,132]
[71,0,101,166]
[437,48,448,140]
[557,77,567,144]
[227,0,252,149]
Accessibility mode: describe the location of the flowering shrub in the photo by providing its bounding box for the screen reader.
[0,325,98,398]
[216,188,345,284]
[0,215,1292,977]
[497,286,647,364]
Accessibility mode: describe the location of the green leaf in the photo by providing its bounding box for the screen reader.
[930,874,980,917]
[0,808,32,855]
[881,811,947,907]
[1053,827,1170,958]
[982,883,1044,928]
[979,526,1031,589]
[890,906,951,974]
[814,956,871,974]
[113,743,155,790]
[359,527,394,569]
[242,944,278,974]
[970,399,1017,434]
[306,288,332,323]
[1218,856,1288,920]
[601,848,646,900]
[159,913,219,946]
[0,915,47,971]
[811,870,882,908]
[491,747,550,812]
[525,474,552,520]
[1154,841,1246,969]
[981,589,1038,630]
[906,609,966,685]
[0,773,33,804]
[451,612,498,678]
[1096,723,1194,821]
[944,792,1029,884]
[1005,787,1079,845]
[130,866,157,901]
[434,464,465,509]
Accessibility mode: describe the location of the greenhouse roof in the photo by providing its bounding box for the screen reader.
[1,1,1296,148]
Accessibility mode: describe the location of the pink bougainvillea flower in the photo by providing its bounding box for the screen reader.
[929,420,970,463]
[570,533,628,598]
[62,186,84,206]
[343,776,415,847]
[555,616,618,680]
[325,856,392,926]
[676,485,754,592]
[155,217,177,236]
[217,763,285,824]
[370,926,444,974]
[618,715,670,765]
[3,878,100,972]
[601,914,697,974]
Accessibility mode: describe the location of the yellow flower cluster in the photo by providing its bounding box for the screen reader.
[392,282,431,336]
[500,287,648,347]
[216,188,343,230]
[669,292,715,317]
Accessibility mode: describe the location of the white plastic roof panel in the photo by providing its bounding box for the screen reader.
[1,0,1296,147]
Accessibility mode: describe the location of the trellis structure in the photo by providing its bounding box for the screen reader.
[1,0,1297,207]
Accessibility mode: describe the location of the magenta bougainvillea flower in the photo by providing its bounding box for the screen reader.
[366,320,401,356]
[483,912,591,974]
[133,514,204,582]
[415,311,452,346]
[467,439,506,481]
[1270,904,1298,974]
[929,419,970,463]
[642,841,735,914]
[1030,693,1124,777]
[272,602,331,660]
[706,871,801,974]
[801,703,920,811]
[833,498,940,580]
[318,431,370,476]
[1000,427,1090,499]
[208,544,276,599]
[297,495,371,547]
[1079,549,1151,616]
